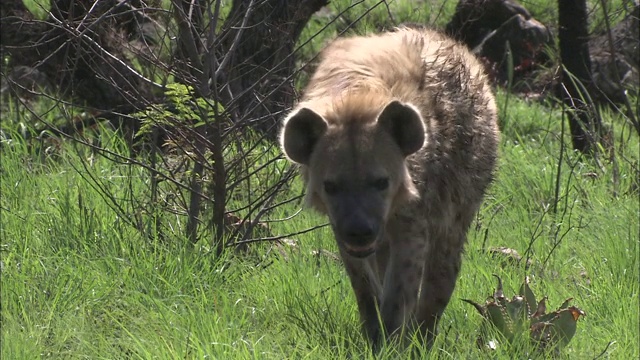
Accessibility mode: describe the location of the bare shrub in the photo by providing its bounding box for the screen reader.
[0,0,336,253]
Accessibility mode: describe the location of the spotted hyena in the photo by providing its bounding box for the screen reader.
[279,27,499,347]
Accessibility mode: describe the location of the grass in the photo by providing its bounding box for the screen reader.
[2,0,639,359]
[2,91,638,359]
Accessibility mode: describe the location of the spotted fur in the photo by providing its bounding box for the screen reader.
[280,27,500,348]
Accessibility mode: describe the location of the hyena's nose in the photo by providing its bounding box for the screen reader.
[345,226,374,242]
[342,221,377,258]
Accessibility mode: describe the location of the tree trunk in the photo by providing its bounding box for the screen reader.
[1,0,162,139]
[218,0,329,139]
[558,0,602,153]
[1,0,327,141]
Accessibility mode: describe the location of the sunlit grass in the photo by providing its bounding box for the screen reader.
[2,1,638,358]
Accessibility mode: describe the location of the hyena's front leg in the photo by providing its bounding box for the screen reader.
[379,226,427,341]
[339,249,383,343]
[416,229,465,346]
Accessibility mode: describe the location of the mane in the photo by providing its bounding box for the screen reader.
[323,90,392,125]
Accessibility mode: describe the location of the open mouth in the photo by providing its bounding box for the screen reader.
[343,243,376,258]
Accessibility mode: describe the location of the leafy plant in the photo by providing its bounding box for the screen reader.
[134,83,225,140]
[463,275,585,352]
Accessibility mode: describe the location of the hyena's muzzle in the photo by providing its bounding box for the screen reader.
[329,193,385,258]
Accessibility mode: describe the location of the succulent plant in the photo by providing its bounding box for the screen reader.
[463,275,585,352]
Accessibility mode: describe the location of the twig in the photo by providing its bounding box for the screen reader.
[592,340,616,359]
[597,0,639,135]
[553,85,567,214]
[233,224,329,246]
[215,0,255,79]
[47,11,164,89]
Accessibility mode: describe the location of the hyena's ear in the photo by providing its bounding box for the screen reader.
[280,107,328,165]
[377,101,426,156]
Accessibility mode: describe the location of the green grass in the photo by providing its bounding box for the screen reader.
[2,91,638,359]
[2,1,639,358]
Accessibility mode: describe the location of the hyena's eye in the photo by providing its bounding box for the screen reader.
[323,180,340,195]
[370,178,389,191]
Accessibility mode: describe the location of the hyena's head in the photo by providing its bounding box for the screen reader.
[280,99,426,258]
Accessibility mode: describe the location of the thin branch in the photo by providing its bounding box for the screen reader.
[597,0,639,135]
[47,10,164,89]
[215,0,255,79]
[233,224,329,246]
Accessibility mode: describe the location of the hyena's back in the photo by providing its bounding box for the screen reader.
[281,27,499,348]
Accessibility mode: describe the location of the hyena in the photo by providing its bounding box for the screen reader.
[279,26,499,347]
